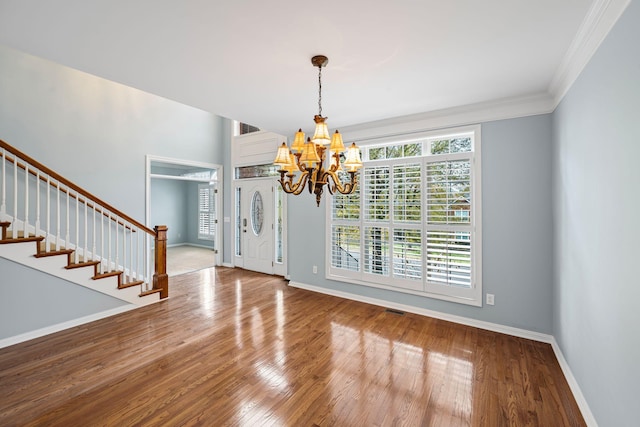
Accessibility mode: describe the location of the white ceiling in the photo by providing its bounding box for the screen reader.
[0,1,604,136]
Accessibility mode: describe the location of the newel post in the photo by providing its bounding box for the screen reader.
[153,225,169,299]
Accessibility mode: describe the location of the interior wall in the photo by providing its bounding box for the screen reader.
[150,178,188,246]
[552,1,639,425]
[0,258,129,339]
[186,181,215,248]
[0,44,224,223]
[288,113,554,334]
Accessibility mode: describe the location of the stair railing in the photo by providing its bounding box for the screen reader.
[0,139,168,299]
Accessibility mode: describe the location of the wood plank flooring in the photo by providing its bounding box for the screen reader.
[0,267,585,426]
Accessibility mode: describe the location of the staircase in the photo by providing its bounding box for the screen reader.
[0,139,168,306]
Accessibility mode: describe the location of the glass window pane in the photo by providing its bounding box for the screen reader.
[392,229,422,280]
[386,145,403,159]
[364,227,390,276]
[235,187,241,256]
[393,163,421,222]
[369,147,385,160]
[332,171,360,220]
[426,160,471,224]
[364,166,390,221]
[450,137,472,153]
[430,140,450,155]
[331,225,360,271]
[275,186,283,263]
[404,143,422,157]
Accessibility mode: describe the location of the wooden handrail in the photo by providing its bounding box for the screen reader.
[0,139,154,236]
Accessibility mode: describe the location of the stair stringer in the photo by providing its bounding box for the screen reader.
[0,241,160,306]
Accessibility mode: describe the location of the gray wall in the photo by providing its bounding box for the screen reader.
[0,259,128,338]
[552,2,639,425]
[289,114,554,334]
[150,178,189,245]
[0,45,225,338]
[186,180,215,248]
[0,44,224,222]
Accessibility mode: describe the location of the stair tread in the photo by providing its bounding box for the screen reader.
[66,260,101,269]
[93,271,122,280]
[118,280,145,289]
[0,236,45,244]
[139,288,162,297]
[35,249,74,258]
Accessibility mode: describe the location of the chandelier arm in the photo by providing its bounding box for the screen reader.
[326,170,357,195]
[278,170,309,195]
[291,171,310,195]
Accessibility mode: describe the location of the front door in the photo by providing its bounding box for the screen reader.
[241,179,274,274]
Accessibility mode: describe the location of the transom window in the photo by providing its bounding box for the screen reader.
[327,126,482,306]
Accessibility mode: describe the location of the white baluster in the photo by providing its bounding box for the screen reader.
[13,156,17,238]
[122,220,127,282]
[65,187,70,250]
[129,226,134,282]
[35,170,41,235]
[135,229,139,282]
[142,233,151,290]
[23,164,29,236]
[74,192,79,264]
[56,182,61,251]
[83,199,88,263]
[46,175,51,249]
[115,216,119,273]
[100,207,105,273]
[92,206,96,262]
[1,148,6,217]
[108,213,112,273]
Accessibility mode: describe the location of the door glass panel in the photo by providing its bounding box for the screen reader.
[275,186,283,264]
[235,187,242,256]
[251,191,264,235]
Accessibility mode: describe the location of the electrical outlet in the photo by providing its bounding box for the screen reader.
[313,265,318,274]
[486,293,495,306]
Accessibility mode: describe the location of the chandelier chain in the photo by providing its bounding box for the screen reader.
[318,64,323,117]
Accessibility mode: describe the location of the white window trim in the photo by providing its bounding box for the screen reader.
[325,125,482,307]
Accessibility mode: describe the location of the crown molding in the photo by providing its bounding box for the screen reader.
[549,0,631,107]
[341,92,555,142]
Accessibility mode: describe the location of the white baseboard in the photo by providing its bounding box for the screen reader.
[289,281,552,342]
[0,304,138,349]
[166,243,215,249]
[221,262,234,268]
[551,338,598,427]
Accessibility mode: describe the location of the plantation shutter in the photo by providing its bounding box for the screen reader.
[198,184,216,241]
[425,159,472,288]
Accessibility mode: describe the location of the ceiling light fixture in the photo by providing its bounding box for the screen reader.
[274,55,363,207]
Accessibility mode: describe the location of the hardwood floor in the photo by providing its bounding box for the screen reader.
[0,267,585,426]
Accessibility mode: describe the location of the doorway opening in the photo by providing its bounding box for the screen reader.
[146,155,223,275]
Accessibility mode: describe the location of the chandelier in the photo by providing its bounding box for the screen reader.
[273,55,363,207]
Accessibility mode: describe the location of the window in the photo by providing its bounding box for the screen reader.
[328,126,482,306]
[235,187,242,256]
[198,183,216,241]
